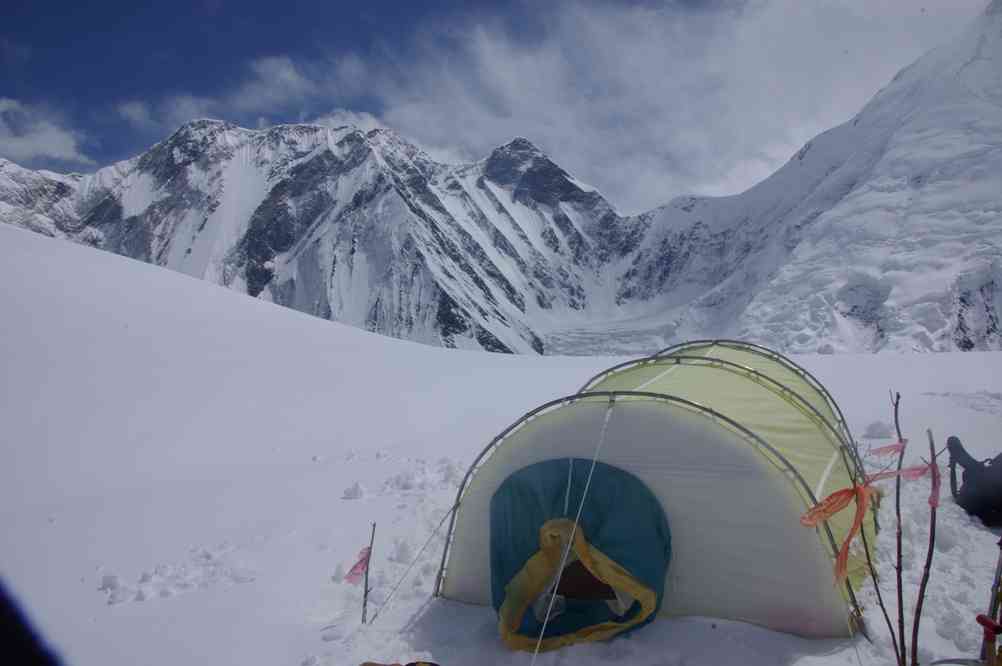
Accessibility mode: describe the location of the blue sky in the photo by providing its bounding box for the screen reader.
[3,0,532,163]
[0,0,989,212]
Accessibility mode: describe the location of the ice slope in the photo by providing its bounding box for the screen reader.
[3,221,1002,665]
[736,0,1002,353]
[615,0,1002,355]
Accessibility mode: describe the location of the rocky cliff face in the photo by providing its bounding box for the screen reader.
[3,3,1001,354]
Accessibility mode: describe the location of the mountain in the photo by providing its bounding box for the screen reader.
[2,1,1001,354]
[0,124,645,354]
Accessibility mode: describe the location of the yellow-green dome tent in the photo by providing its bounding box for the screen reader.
[434,340,873,648]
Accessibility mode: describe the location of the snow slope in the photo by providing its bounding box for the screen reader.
[3,3,1002,356]
[2,222,1002,665]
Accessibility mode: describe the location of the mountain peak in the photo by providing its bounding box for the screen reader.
[171,118,237,136]
[484,137,548,175]
[493,137,543,158]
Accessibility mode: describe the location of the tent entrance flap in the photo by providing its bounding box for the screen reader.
[555,561,616,600]
[490,459,671,652]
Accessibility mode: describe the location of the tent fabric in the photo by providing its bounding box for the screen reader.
[581,340,872,592]
[436,340,873,644]
[491,459,670,651]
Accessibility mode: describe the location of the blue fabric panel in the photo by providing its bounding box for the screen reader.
[490,458,671,639]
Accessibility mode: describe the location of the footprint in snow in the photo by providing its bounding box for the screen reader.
[921,390,1002,415]
[97,544,255,605]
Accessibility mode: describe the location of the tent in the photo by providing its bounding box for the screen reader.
[433,340,874,650]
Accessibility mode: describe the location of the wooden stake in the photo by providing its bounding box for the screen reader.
[362,522,376,624]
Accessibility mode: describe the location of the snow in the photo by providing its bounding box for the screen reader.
[175,145,270,282]
[116,170,160,219]
[2,221,1002,666]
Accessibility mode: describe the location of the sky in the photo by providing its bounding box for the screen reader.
[0,0,990,213]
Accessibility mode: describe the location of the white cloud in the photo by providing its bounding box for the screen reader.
[311,108,385,132]
[115,56,318,137]
[117,94,217,135]
[117,101,157,131]
[0,98,94,166]
[161,94,217,130]
[107,1,989,212]
[228,56,316,113]
[320,0,987,212]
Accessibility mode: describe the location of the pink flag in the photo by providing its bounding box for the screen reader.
[343,546,371,585]
[866,464,931,484]
[870,439,908,456]
[929,461,941,508]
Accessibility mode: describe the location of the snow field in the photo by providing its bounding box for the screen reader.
[2,223,1002,666]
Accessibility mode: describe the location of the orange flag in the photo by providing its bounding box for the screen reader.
[801,462,936,583]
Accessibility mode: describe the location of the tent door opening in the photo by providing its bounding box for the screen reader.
[532,551,636,624]
[490,458,671,652]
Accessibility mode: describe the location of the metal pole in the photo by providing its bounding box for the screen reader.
[362,522,376,624]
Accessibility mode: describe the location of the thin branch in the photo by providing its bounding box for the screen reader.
[910,430,939,665]
[851,392,901,662]
[859,525,901,662]
[869,456,901,478]
[892,391,907,666]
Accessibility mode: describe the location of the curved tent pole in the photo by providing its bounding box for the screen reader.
[581,339,852,437]
[584,339,854,447]
[578,354,858,478]
[656,341,875,622]
[583,344,876,537]
[432,395,581,599]
[433,390,864,624]
[636,341,874,620]
[579,340,867,483]
[655,341,869,501]
[658,340,858,450]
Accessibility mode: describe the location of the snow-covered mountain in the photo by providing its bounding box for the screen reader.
[0,125,642,354]
[2,1,1001,354]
